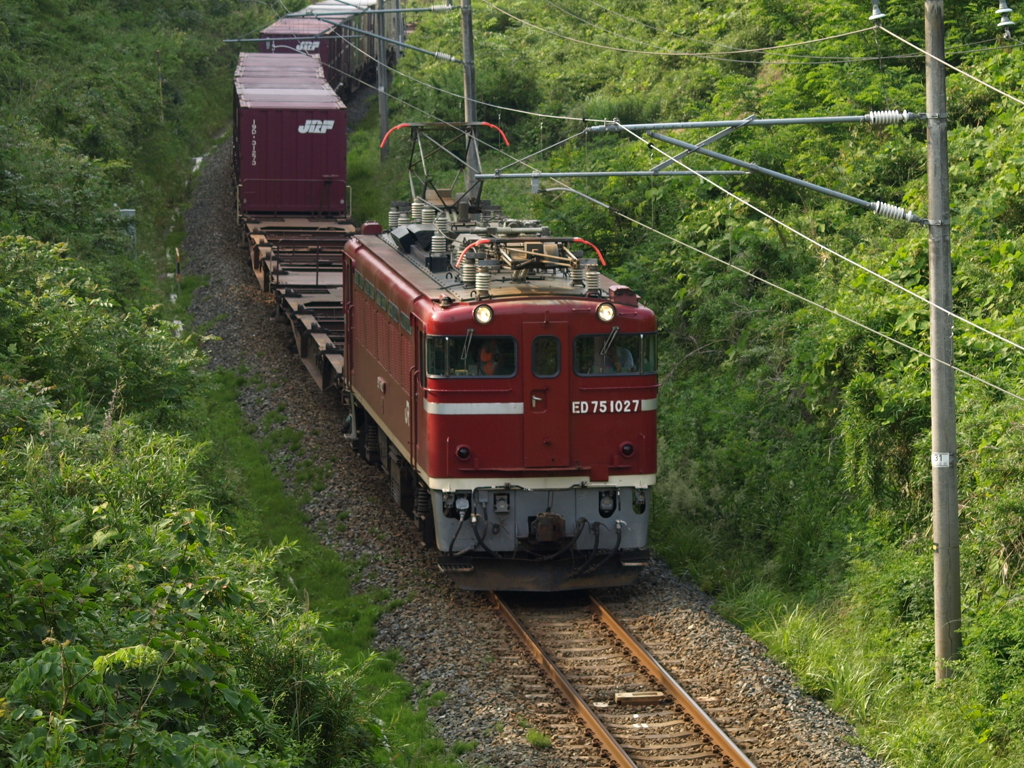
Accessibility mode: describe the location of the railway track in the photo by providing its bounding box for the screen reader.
[491,592,758,768]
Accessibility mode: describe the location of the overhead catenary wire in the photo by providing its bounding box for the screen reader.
[572,0,1024,60]
[620,123,1024,356]
[369,42,934,130]
[278,14,1024,131]
[340,69,1024,402]
[471,138,1024,403]
[609,205,1024,404]
[308,18,1021,352]
[577,0,880,55]
[540,0,688,52]
[465,128,1024,402]
[879,24,1024,108]
[300,24,1024,402]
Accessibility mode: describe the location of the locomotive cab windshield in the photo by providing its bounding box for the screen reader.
[575,332,658,375]
[427,335,517,377]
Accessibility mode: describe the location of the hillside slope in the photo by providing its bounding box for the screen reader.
[373,2,1024,764]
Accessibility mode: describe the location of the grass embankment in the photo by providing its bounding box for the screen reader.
[199,369,472,767]
[381,2,1024,765]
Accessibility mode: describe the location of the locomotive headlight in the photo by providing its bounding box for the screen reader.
[598,490,617,518]
[633,488,648,514]
[596,302,616,322]
[474,304,493,324]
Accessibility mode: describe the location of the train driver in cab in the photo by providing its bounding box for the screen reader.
[478,339,500,376]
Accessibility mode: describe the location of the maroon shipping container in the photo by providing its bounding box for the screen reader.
[259,18,343,88]
[235,55,348,218]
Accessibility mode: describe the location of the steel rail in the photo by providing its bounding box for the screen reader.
[488,592,639,768]
[589,595,759,768]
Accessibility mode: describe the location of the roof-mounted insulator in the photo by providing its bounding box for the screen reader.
[869,0,886,21]
[997,0,1015,39]
[431,230,447,256]
[475,264,492,299]
[872,201,926,225]
[866,109,917,125]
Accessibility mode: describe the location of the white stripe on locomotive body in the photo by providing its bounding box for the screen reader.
[424,401,524,415]
[420,473,656,493]
[355,396,657,485]
[423,398,656,415]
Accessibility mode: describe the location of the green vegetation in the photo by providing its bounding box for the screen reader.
[374,2,1024,765]
[525,728,552,750]
[0,1,470,766]
[0,237,379,765]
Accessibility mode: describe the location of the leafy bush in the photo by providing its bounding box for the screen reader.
[0,393,380,766]
[0,236,203,424]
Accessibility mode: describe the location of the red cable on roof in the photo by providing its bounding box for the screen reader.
[454,238,492,268]
[572,237,606,266]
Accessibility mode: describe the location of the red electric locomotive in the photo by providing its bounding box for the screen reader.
[322,192,658,591]
[233,48,659,588]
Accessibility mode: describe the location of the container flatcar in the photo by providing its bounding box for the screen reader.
[233,52,353,293]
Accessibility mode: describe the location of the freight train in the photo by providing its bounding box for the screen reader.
[232,15,658,591]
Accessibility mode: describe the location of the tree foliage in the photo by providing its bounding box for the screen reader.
[387,2,1024,762]
[0,239,381,767]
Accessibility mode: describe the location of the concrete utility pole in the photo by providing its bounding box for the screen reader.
[461,0,481,200]
[925,0,961,681]
[377,0,390,162]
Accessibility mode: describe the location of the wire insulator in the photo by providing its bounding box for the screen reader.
[430,231,447,256]
[397,210,412,225]
[997,0,1015,38]
[411,198,424,223]
[872,201,916,222]
[461,258,477,286]
[475,266,491,298]
[585,264,601,292]
[388,208,400,229]
[570,266,584,286]
[867,109,912,125]
[422,206,436,225]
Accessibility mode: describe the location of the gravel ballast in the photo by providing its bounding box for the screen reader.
[183,122,881,768]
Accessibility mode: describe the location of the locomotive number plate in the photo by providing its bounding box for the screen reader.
[572,399,641,414]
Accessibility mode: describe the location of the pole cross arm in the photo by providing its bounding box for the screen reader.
[648,131,927,225]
